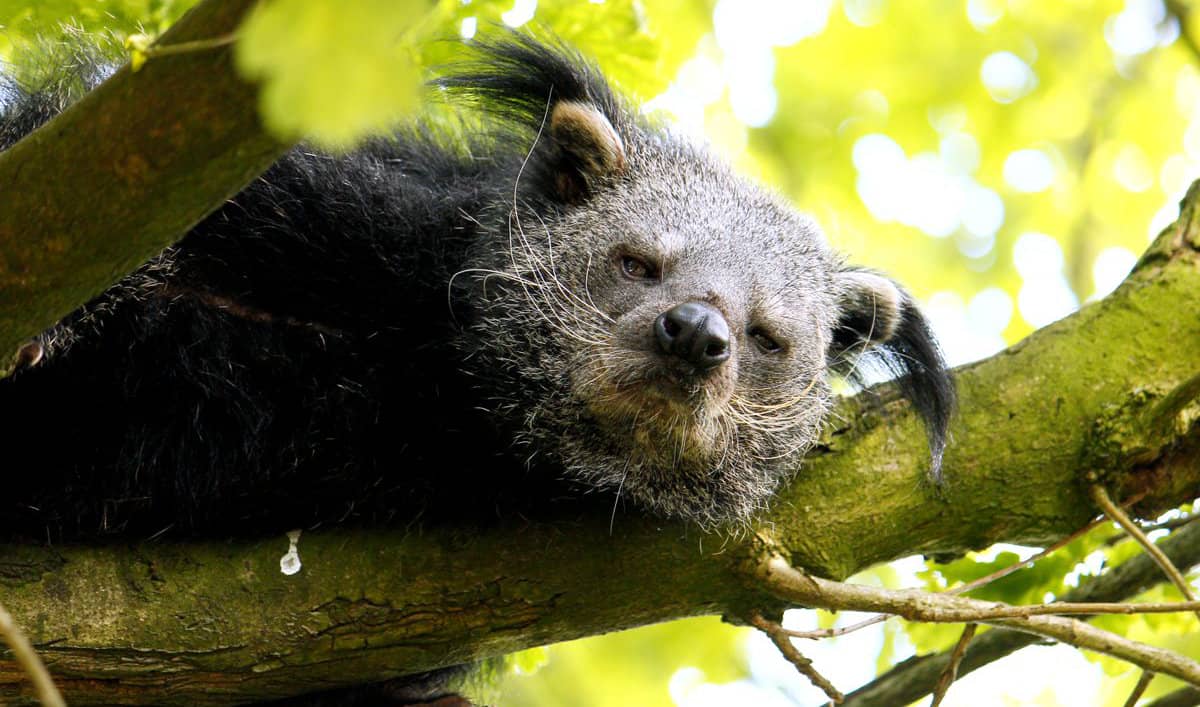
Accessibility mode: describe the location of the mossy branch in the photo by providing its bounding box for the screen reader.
[1,1,1199,700]
[0,0,291,374]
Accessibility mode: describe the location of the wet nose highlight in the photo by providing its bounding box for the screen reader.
[654,301,731,371]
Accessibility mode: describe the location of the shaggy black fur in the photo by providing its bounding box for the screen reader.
[0,54,533,539]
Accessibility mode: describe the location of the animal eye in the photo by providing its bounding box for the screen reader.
[619,254,657,281]
[748,326,784,354]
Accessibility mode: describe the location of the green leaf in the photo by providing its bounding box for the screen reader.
[234,0,439,149]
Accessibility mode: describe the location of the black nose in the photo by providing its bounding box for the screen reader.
[654,302,732,371]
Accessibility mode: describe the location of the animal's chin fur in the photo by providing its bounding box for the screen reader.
[547,402,808,528]
[523,349,827,528]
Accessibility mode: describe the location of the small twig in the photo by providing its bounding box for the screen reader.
[125,32,239,71]
[748,612,844,704]
[1090,484,1200,622]
[886,599,1200,619]
[760,555,1200,687]
[783,598,1200,638]
[1123,670,1156,707]
[0,600,65,707]
[784,515,1107,641]
[951,515,1113,596]
[148,33,238,56]
[783,613,887,640]
[930,623,977,707]
[126,32,238,58]
[1105,511,1199,547]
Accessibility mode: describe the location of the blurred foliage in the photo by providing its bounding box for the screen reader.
[240,0,712,148]
[492,617,750,706]
[4,0,1200,704]
[1,0,710,148]
[234,0,436,148]
[0,0,196,55]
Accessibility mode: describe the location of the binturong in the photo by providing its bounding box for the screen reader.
[0,34,954,538]
[446,37,955,526]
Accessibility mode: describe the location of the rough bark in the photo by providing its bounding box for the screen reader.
[0,3,1198,701]
[0,0,291,373]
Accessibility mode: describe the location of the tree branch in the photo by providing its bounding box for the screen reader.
[1091,483,1200,621]
[0,0,290,373]
[844,515,1200,706]
[929,623,975,707]
[757,556,1200,687]
[1124,671,1156,707]
[748,613,844,704]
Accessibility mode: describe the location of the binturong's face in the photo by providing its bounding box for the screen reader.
[534,133,845,526]
[459,65,952,528]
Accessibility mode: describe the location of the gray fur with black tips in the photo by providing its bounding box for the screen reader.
[450,36,954,526]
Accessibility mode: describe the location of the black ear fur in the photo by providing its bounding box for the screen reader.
[436,31,625,129]
[830,271,956,483]
[435,31,632,203]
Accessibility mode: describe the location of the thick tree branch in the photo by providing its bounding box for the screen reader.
[0,0,290,373]
[0,199,1195,703]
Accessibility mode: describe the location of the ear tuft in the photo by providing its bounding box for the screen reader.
[829,269,956,483]
[550,100,626,201]
[831,271,903,349]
